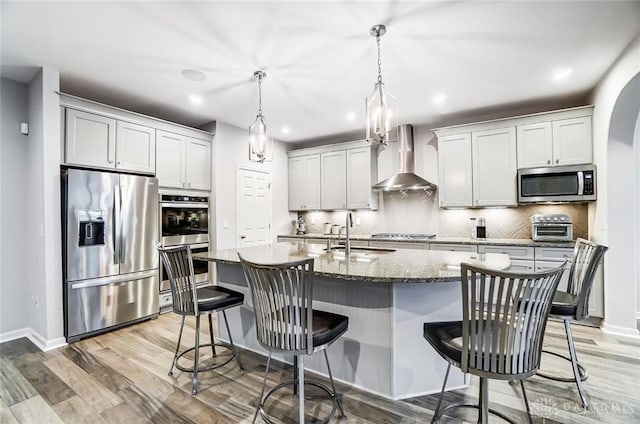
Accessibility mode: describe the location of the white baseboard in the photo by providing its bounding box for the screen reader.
[0,327,67,351]
[602,322,640,339]
[0,328,30,344]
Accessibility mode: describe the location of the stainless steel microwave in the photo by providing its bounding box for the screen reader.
[518,164,596,203]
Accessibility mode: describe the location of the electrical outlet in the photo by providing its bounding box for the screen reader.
[310,216,316,224]
[355,217,361,226]
[223,219,229,229]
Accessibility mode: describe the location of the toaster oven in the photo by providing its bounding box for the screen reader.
[531,214,573,241]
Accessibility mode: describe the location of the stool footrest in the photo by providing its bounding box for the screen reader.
[174,342,237,373]
[433,402,518,424]
[259,379,338,424]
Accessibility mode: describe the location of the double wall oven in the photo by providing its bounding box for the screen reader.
[159,193,210,311]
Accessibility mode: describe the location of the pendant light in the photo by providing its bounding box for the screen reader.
[249,70,271,162]
[365,24,398,146]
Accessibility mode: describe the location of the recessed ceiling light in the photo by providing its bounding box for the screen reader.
[188,94,203,105]
[553,67,574,82]
[433,93,447,105]
[346,112,356,121]
[281,126,291,134]
[182,69,207,82]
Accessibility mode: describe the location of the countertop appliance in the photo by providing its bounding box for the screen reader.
[518,164,596,203]
[159,193,210,312]
[62,168,159,343]
[371,233,436,240]
[531,213,573,241]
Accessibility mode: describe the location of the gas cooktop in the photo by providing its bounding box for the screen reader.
[371,233,436,240]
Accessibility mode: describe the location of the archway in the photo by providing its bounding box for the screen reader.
[604,72,640,336]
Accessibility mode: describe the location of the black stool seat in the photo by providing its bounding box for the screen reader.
[197,286,244,311]
[423,321,463,365]
[549,291,579,316]
[312,309,348,348]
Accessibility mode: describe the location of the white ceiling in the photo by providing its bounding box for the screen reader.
[2,1,639,142]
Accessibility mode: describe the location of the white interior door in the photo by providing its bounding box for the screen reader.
[236,167,272,248]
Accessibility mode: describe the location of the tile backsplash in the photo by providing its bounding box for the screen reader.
[296,191,588,240]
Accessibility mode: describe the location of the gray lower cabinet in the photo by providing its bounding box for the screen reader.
[369,241,428,250]
[478,245,535,272]
[430,243,478,253]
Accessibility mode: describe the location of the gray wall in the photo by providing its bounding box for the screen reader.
[0,78,29,335]
[213,121,293,250]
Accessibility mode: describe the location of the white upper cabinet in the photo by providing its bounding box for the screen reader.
[321,150,347,210]
[288,154,321,211]
[437,128,517,208]
[66,109,156,174]
[116,121,156,174]
[516,122,553,168]
[303,154,321,209]
[346,147,378,209]
[156,131,185,188]
[185,137,211,190]
[552,116,592,166]
[66,109,116,169]
[517,116,592,168]
[287,141,377,212]
[156,130,211,190]
[288,156,304,210]
[472,127,518,207]
[62,95,214,184]
[437,133,473,207]
[435,106,593,207]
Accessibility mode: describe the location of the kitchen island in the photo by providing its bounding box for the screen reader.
[194,242,510,400]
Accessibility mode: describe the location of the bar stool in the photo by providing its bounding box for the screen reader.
[158,244,245,395]
[238,254,348,424]
[424,262,566,423]
[537,238,608,409]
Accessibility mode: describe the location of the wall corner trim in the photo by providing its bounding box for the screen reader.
[601,322,640,340]
[0,328,67,352]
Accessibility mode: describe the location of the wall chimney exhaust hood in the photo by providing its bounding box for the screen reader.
[372,124,437,191]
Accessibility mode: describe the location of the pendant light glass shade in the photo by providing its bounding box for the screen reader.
[249,70,271,162]
[365,24,398,146]
[366,81,398,145]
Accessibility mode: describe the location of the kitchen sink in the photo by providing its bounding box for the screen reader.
[324,246,396,254]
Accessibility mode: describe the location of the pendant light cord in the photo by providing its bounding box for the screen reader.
[257,74,263,116]
[376,35,383,84]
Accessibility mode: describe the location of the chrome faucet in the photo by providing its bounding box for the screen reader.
[345,211,353,256]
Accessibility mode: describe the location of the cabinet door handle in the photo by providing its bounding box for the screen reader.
[117,161,121,165]
[556,159,559,164]
[547,160,551,165]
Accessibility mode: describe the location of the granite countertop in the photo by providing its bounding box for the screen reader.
[193,242,511,284]
[278,233,575,248]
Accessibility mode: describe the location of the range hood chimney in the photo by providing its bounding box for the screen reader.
[372,124,437,191]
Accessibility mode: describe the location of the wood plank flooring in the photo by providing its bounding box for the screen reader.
[1,314,638,423]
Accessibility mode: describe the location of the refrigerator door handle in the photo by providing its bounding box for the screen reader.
[70,270,158,290]
[119,184,126,263]
[113,185,121,264]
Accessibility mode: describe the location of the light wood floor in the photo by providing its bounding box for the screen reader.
[1,314,639,423]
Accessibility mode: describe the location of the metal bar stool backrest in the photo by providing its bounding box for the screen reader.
[239,254,315,355]
[460,262,565,379]
[158,244,199,315]
[566,238,608,320]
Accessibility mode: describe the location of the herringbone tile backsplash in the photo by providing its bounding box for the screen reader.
[297,191,588,240]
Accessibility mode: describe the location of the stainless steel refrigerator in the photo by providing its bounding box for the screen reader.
[62,168,159,342]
